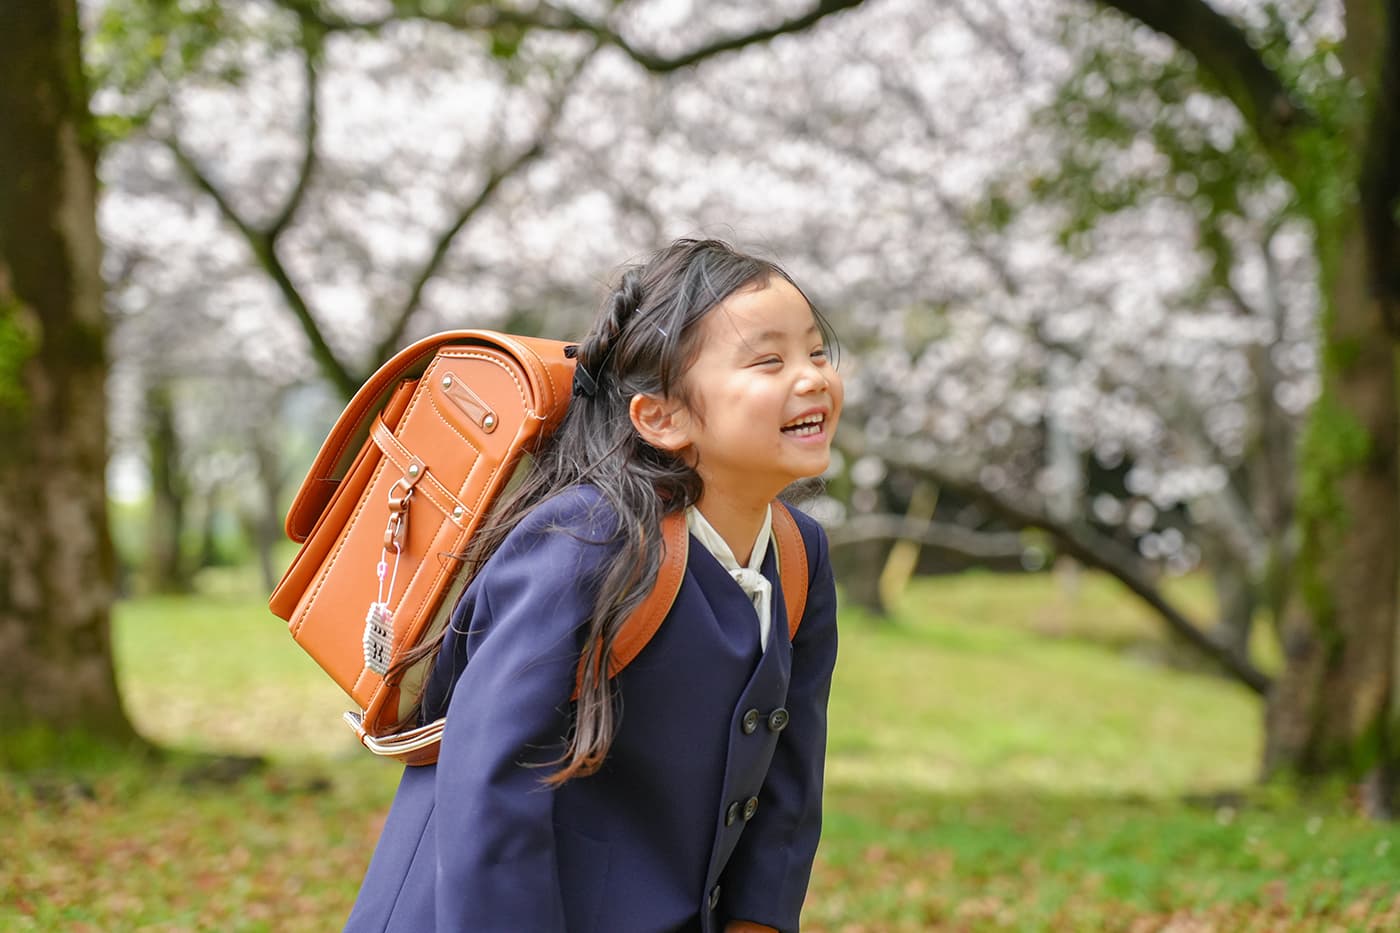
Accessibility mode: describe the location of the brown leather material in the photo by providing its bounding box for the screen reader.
[269,378,417,621]
[343,711,445,767]
[394,743,440,768]
[440,370,497,432]
[570,510,690,702]
[270,330,576,764]
[279,330,574,543]
[771,502,809,640]
[370,415,469,523]
[283,333,464,544]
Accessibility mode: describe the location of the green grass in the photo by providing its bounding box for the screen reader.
[828,588,1259,796]
[112,592,370,761]
[4,570,1399,931]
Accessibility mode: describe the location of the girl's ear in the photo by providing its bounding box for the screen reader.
[629,393,691,452]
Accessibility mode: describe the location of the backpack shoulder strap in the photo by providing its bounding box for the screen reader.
[572,510,689,700]
[571,501,814,699]
[604,510,690,680]
[771,501,810,639]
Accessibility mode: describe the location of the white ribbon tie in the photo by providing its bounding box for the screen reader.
[728,567,773,652]
[686,505,774,651]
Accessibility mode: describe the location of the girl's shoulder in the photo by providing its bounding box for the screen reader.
[520,483,618,535]
[780,499,825,536]
[491,483,622,563]
[778,498,831,558]
[494,487,829,575]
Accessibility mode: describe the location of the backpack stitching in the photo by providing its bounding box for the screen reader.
[291,455,389,639]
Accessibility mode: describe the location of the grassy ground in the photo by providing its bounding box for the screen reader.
[5,568,1400,931]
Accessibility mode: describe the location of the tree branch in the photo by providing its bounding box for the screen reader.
[1098,0,1397,332]
[840,430,1272,694]
[163,134,358,398]
[277,0,868,73]
[599,0,869,72]
[827,513,1025,559]
[944,0,1032,84]
[1093,0,1313,165]
[373,44,598,364]
[267,20,320,240]
[816,93,1276,574]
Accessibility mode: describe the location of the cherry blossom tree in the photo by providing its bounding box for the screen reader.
[91,0,1398,804]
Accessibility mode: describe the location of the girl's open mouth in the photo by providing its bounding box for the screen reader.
[781,413,826,437]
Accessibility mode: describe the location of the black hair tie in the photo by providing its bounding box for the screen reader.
[564,344,599,397]
[573,365,598,397]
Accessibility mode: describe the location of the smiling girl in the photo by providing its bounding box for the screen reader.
[345,238,843,933]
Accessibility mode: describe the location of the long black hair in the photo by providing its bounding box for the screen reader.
[399,238,831,783]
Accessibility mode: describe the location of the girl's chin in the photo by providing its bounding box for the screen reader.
[699,451,833,501]
[782,457,833,486]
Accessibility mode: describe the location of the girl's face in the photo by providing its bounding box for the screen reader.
[669,277,843,510]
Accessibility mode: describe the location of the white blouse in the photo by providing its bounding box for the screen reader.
[685,504,774,651]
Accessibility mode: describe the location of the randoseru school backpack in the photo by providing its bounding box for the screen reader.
[268,330,810,767]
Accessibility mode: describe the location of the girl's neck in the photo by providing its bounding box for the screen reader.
[693,492,770,566]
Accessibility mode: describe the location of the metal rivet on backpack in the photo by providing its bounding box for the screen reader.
[452,505,465,521]
[482,413,497,431]
[407,464,420,478]
[441,375,453,389]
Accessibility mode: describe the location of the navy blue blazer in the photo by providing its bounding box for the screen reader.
[344,485,838,933]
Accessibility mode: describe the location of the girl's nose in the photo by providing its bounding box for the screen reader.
[795,360,829,394]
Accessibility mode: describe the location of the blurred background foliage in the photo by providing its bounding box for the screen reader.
[3,0,1400,928]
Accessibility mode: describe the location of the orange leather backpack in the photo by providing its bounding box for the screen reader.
[269,330,809,766]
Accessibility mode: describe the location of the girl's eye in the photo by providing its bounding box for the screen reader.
[754,356,782,367]
[811,347,829,361]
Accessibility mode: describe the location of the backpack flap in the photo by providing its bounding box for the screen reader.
[267,377,418,623]
[283,330,486,544]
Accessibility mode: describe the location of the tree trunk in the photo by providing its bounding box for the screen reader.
[144,379,192,592]
[197,489,219,572]
[250,428,285,595]
[1096,0,1400,803]
[1208,557,1255,661]
[833,538,892,617]
[0,0,142,754]
[1264,209,1400,790]
[1261,0,1400,800]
